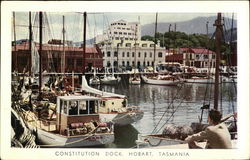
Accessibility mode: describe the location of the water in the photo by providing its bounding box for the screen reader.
[94,82,237,148]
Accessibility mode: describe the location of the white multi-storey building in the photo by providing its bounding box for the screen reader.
[96,19,166,69]
[99,40,165,69]
[96,20,141,43]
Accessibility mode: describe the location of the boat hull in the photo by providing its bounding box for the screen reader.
[141,75,179,85]
[36,128,114,148]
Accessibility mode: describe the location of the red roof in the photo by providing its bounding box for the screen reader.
[178,48,215,54]
[12,42,98,53]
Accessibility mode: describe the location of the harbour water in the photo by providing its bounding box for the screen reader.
[93,82,237,148]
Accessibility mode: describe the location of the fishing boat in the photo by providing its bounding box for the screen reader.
[136,13,237,149]
[81,75,144,125]
[23,95,114,147]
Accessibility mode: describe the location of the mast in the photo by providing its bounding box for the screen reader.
[213,13,222,110]
[13,12,17,72]
[29,12,32,76]
[62,15,65,74]
[153,13,158,73]
[83,12,86,75]
[39,12,43,97]
[134,24,137,75]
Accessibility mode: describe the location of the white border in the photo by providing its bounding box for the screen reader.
[1,1,249,160]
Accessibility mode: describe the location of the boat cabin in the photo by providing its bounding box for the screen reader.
[99,97,127,113]
[56,95,101,134]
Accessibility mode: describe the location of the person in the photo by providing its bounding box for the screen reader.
[185,109,232,149]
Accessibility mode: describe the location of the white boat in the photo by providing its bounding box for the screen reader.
[141,75,180,86]
[100,74,121,85]
[184,76,214,83]
[81,76,144,125]
[89,76,100,85]
[23,95,114,147]
[89,68,100,85]
[129,76,141,85]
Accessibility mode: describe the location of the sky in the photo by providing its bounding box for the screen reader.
[14,12,230,43]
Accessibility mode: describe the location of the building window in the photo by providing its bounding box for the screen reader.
[152,61,154,66]
[127,61,130,66]
[196,55,199,59]
[125,38,128,40]
[204,55,208,59]
[103,51,105,57]
[128,33,131,35]
[122,28,125,30]
[114,51,118,57]
[132,52,135,57]
[144,52,147,57]
[119,32,122,35]
[124,32,127,35]
[142,44,147,47]
[147,61,150,66]
[127,52,130,57]
[132,61,135,66]
[138,52,141,57]
[127,28,130,30]
[212,54,216,59]
[115,37,119,40]
[150,44,155,47]
[158,52,162,57]
[107,61,111,67]
[150,52,152,57]
[122,61,125,66]
[114,32,117,34]
[130,38,133,40]
[126,43,131,47]
[122,52,125,57]
[107,51,111,57]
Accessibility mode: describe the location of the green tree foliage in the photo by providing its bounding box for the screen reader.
[141,31,230,55]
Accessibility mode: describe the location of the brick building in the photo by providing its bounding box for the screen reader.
[12,41,103,73]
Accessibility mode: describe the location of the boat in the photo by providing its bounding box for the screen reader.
[22,95,114,147]
[141,74,180,85]
[81,75,144,125]
[184,76,214,83]
[135,13,237,149]
[129,76,141,85]
[89,68,100,85]
[100,74,121,85]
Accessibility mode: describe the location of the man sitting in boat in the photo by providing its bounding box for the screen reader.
[185,109,232,149]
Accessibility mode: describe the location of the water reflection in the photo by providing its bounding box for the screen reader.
[93,82,237,148]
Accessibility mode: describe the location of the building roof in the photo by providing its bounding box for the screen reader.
[12,42,98,53]
[179,48,215,54]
